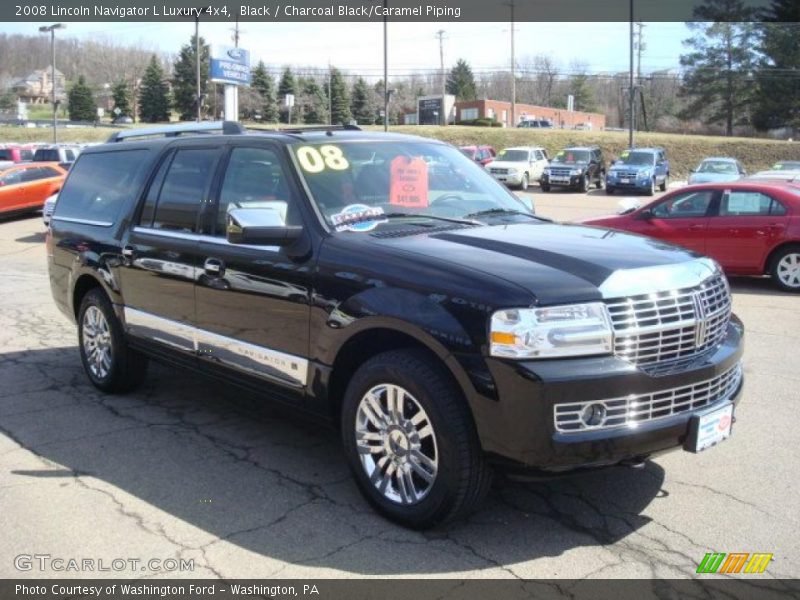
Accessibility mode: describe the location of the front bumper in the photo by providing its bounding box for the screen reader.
[489,172,523,186]
[606,174,652,190]
[541,173,584,188]
[476,316,744,471]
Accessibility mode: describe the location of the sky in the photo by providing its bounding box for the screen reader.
[2,21,690,78]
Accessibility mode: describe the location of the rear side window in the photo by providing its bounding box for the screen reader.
[54,150,150,225]
[0,150,10,161]
[151,148,219,233]
[34,149,60,162]
[720,191,786,216]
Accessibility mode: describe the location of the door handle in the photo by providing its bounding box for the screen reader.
[204,258,224,275]
[727,228,739,235]
[689,224,704,230]
[122,245,135,258]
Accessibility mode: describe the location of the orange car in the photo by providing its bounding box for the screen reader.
[0,162,66,216]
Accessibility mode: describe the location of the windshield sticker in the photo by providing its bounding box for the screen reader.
[773,163,783,170]
[331,204,387,232]
[620,150,630,158]
[556,150,565,157]
[296,145,350,173]
[389,156,429,208]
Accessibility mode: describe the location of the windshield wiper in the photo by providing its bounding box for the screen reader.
[382,212,481,226]
[463,208,539,220]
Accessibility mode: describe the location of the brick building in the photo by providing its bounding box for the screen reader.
[12,68,67,104]
[454,99,606,130]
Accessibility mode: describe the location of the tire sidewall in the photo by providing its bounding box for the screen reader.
[340,355,466,527]
[771,247,800,292]
[520,173,529,191]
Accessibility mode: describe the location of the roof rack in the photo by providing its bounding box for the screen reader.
[106,120,246,143]
[275,124,362,134]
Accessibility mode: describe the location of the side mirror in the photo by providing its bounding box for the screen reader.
[226,208,303,246]
[636,208,654,221]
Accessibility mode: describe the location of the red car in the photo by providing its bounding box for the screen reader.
[582,181,800,291]
[459,145,496,166]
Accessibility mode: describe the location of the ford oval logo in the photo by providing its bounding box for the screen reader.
[227,48,245,60]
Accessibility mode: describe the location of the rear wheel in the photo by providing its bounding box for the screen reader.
[771,246,800,292]
[340,350,492,529]
[596,172,605,189]
[78,288,148,392]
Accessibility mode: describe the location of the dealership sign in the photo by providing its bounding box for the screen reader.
[210,46,251,86]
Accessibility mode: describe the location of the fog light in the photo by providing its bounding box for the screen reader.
[580,403,607,427]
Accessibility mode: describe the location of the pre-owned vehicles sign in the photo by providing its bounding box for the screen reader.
[210,46,250,86]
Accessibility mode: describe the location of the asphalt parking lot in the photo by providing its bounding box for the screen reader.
[1,189,798,581]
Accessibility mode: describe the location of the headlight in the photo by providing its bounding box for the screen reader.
[638,170,651,178]
[570,169,582,176]
[490,303,613,359]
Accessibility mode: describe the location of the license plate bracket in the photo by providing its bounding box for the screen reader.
[684,403,734,453]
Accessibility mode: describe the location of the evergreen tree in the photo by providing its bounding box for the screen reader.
[172,35,210,121]
[251,61,279,122]
[278,67,297,123]
[679,0,758,135]
[569,72,596,112]
[111,80,131,117]
[0,90,15,110]
[67,76,95,122]
[351,77,375,124]
[139,55,170,123]
[299,77,328,124]
[446,59,477,101]
[329,68,351,125]
[753,0,800,130]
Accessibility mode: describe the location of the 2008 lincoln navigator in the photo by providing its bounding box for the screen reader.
[47,122,744,528]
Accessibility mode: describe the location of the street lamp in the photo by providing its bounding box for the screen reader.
[39,23,65,143]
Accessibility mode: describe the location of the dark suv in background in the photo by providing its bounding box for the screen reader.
[48,122,744,529]
[540,146,606,193]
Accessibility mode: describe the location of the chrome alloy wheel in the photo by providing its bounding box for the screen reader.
[82,306,113,379]
[777,252,800,289]
[355,384,438,505]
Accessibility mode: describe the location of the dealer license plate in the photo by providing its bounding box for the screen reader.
[552,177,570,183]
[685,403,734,453]
[620,178,630,184]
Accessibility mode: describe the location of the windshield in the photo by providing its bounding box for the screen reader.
[291,140,532,230]
[552,150,591,164]
[495,149,529,162]
[616,151,655,166]
[698,160,737,174]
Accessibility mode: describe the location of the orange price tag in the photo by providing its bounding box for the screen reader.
[389,156,429,208]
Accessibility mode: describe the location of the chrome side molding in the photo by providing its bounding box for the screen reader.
[123,307,308,388]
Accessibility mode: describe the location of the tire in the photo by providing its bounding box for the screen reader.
[580,175,589,193]
[519,173,529,191]
[659,174,668,192]
[340,349,492,529]
[596,172,605,189]
[606,186,615,195]
[78,288,148,393]
[541,182,550,193]
[770,245,800,292]
[646,177,656,196]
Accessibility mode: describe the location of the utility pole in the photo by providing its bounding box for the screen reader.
[508,0,516,128]
[327,62,332,125]
[39,23,64,143]
[635,21,646,83]
[628,0,635,148]
[195,15,201,123]
[383,0,389,132]
[436,29,446,126]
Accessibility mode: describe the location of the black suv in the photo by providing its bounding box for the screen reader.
[540,146,606,192]
[48,122,744,529]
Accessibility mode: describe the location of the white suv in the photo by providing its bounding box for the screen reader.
[485,146,549,190]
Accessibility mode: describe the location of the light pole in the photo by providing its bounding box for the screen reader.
[195,15,201,123]
[628,0,635,148]
[383,0,388,132]
[39,23,65,143]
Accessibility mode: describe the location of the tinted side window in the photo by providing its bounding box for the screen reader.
[0,150,10,161]
[0,170,23,186]
[216,146,296,235]
[138,152,174,228]
[651,191,714,219]
[54,150,151,225]
[40,166,61,178]
[21,167,46,182]
[20,150,34,161]
[152,148,218,233]
[34,149,60,162]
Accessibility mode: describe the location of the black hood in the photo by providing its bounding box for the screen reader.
[368,222,700,305]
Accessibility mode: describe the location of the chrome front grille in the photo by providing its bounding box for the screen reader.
[549,168,572,177]
[605,273,731,371]
[554,362,742,433]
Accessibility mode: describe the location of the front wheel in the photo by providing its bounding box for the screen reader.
[596,173,605,189]
[519,173,529,191]
[606,186,615,195]
[78,288,148,392]
[646,177,656,196]
[659,174,668,192]
[771,246,800,292]
[541,182,551,192]
[580,175,589,193]
[340,350,492,529]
